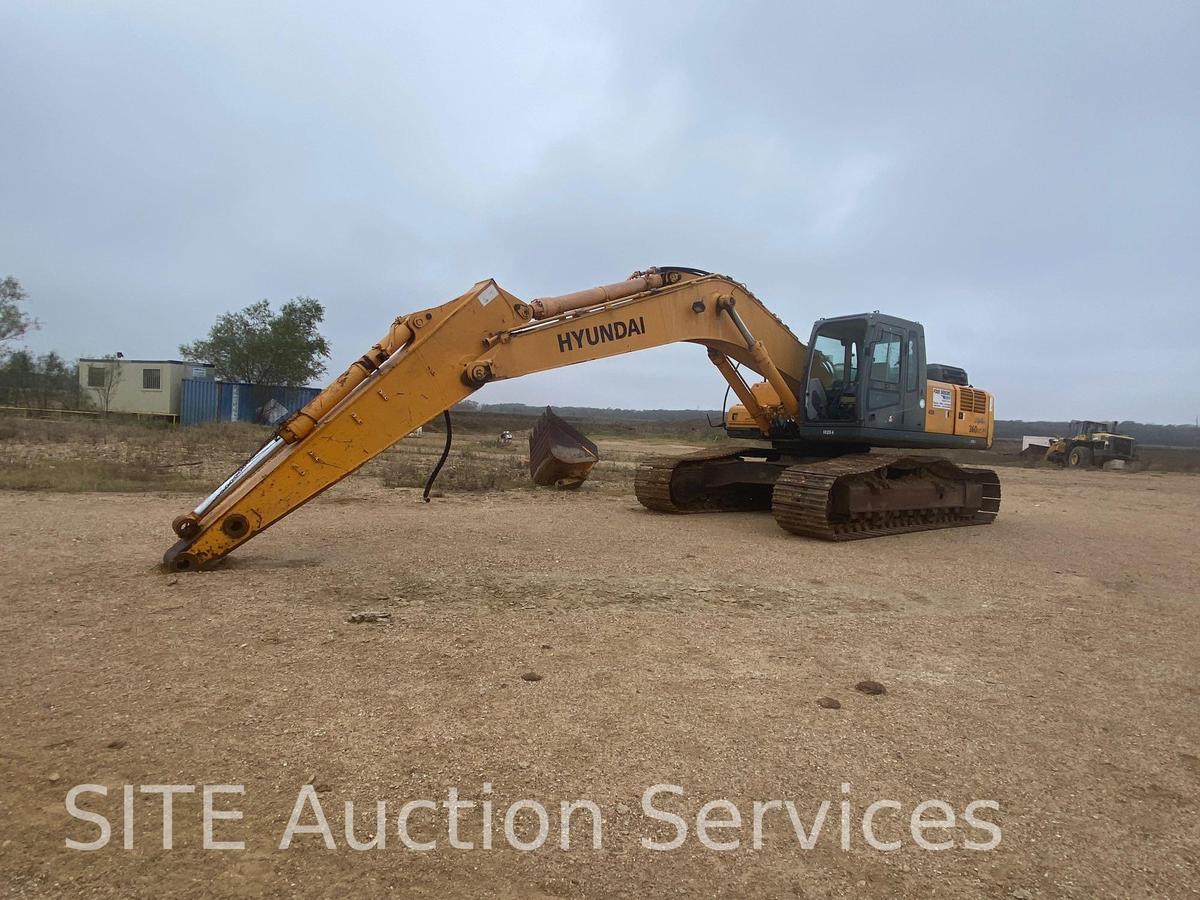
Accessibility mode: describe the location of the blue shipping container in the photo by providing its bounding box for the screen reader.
[180,379,320,426]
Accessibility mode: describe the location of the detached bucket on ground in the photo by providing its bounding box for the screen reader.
[529,407,599,489]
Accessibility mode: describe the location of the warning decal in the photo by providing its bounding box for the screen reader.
[932,388,953,410]
[478,284,499,306]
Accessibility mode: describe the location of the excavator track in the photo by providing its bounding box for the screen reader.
[635,445,776,513]
[771,453,1001,541]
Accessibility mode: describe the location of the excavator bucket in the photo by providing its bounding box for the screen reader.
[529,407,599,489]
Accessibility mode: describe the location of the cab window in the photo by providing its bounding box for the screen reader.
[805,320,864,421]
[812,333,858,385]
[870,332,901,384]
[868,331,902,411]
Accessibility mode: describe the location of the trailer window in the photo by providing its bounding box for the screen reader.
[142,368,161,390]
[87,366,107,388]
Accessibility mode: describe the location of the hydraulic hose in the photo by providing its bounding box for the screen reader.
[659,265,713,277]
[423,410,453,502]
[717,360,739,428]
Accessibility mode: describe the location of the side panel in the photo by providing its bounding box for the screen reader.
[925,379,956,435]
[953,386,993,445]
[924,381,994,445]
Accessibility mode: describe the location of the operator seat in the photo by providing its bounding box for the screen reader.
[806,378,827,420]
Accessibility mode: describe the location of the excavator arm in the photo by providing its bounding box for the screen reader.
[163,268,811,570]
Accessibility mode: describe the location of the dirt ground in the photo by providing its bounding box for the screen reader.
[1,456,1198,898]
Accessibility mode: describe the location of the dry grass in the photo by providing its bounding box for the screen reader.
[3,414,1196,502]
[379,441,639,495]
[0,416,269,453]
[0,416,266,492]
[381,448,531,492]
[0,458,207,492]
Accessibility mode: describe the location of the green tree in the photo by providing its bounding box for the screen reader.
[34,351,70,408]
[0,349,88,410]
[0,276,37,354]
[180,297,331,386]
[0,350,35,405]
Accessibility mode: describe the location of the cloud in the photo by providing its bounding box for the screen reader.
[1,0,1197,420]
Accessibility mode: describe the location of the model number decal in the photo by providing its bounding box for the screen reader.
[556,317,646,353]
[932,388,953,410]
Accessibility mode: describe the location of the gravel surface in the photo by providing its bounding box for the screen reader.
[1,465,1197,898]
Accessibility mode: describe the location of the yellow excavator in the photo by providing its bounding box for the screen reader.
[164,267,1001,570]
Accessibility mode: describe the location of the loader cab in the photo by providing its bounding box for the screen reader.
[1071,420,1112,439]
[801,313,926,436]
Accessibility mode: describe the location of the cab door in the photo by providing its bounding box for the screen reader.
[865,323,925,432]
[865,327,905,430]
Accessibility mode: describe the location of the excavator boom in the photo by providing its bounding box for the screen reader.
[164,267,1000,570]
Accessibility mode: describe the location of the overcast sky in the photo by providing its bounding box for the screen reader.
[2,2,1197,422]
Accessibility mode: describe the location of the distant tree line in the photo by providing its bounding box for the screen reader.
[0,350,92,410]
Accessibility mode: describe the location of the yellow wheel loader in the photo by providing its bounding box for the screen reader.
[1045,421,1137,468]
[164,267,1001,570]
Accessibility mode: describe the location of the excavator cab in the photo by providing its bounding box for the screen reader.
[799,313,926,439]
[725,312,934,445]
